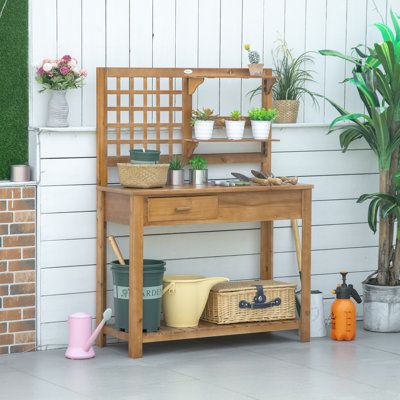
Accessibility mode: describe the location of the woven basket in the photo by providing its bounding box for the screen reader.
[117,163,169,188]
[273,100,300,123]
[202,280,296,324]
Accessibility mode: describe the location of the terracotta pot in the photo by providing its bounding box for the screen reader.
[248,63,264,76]
[273,100,300,123]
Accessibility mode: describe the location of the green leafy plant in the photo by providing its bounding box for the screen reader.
[188,155,208,170]
[244,43,261,64]
[169,156,183,170]
[319,10,400,286]
[248,107,277,121]
[191,108,217,125]
[227,110,243,121]
[249,40,318,104]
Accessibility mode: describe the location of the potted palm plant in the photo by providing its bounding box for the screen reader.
[320,10,400,332]
[225,110,245,140]
[191,108,217,140]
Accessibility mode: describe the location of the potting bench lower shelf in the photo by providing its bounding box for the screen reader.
[96,183,312,358]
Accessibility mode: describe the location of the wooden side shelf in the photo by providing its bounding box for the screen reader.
[104,319,299,344]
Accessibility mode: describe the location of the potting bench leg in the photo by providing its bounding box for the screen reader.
[260,221,273,280]
[128,196,144,358]
[96,190,107,347]
[300,189,312,342]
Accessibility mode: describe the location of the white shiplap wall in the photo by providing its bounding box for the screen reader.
[30,0,400,126]
[31,126,378,347]
[28,0,400,347]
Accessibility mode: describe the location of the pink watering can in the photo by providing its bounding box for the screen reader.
[65,308,112,360]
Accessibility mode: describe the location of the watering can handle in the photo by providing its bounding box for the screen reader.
[162,282,175,295]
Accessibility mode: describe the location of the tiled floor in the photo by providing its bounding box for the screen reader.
[1,324,400,400]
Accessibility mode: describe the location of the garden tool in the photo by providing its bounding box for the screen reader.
[331,271,362,341]
[65,308,112,359]
[108,235,126,265]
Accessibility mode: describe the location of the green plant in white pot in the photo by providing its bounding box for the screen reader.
[225,110,245,140]
[248,107,277,140]
[320,10,400,332]
[191,108,217,140]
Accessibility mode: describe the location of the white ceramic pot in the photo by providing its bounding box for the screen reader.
[194,120,214,140]
[225,120,245,140]
[251,120,271,140]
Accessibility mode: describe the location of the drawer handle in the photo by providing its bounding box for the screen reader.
[175,206,192,212]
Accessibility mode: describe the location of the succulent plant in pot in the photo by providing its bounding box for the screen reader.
[244,44,263,76]
[225,110,245,140]
[168,156,184,186]
[248,107,277,140]
[191,108,217,140]
[188,155,208,186]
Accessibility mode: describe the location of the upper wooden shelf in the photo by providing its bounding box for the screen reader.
[100,67,276,80]
[184,138,280,143]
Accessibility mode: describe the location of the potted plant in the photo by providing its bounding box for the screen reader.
[168,156,184,186]
[248,107,277,140]
[191,108,217,140]
[249,40,318,123]
[319,11,400,332]
[35,55,87,127]
[244,44,263,76]
[188,155,208,186]
[225,110,245,140]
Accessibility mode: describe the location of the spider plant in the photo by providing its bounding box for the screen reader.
[319,10,400,286]
[249,39,318,105]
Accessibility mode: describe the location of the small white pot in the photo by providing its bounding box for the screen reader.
[251,120,271,140]
[194,120,214,140]
[225,120,245,140]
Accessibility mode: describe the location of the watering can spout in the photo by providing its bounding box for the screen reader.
[84,308,112,352]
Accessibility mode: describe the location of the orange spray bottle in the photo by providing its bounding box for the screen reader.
[330,271,362,341]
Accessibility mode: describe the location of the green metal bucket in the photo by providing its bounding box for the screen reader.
[111,259,166,332]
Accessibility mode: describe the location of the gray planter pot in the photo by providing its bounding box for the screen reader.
[167,169,184,186]
[189,169,208,186]
[47,90,69,127]
[363,282,400,332]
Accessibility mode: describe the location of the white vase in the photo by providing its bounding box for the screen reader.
[225,120,245,140]
[251,120,271,140]
[194,120,214,140]
[47,90,69,127]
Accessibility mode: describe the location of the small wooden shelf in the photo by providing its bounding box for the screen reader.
[104,319,299,344]
[184,138,280,143]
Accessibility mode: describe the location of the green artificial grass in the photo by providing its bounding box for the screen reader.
[0,0,28,180]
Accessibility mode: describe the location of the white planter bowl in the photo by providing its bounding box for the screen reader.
[194,120,214,140]
[251,120,271,140]
[225,120,245,140]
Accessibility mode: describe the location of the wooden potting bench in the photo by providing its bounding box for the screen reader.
[96,67,313,358]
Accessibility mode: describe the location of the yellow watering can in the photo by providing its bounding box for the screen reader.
[162,275,229,328]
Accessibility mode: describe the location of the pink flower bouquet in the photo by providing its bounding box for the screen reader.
[35,55,87,92]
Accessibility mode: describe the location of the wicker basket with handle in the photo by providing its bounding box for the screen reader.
[117,163,169,188]
[202,280,296,324]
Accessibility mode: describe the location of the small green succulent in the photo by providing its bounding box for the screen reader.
[248,107,277,121]
[229,110,243,121]
[188,155,208,170]
[191,108,217,125]
[169,156,183,170]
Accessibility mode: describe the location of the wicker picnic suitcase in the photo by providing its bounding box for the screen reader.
[202,280,296,324]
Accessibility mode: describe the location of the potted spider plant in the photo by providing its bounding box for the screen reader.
[249,40,317,123]
[319,10,400,332]
[191,108,217,140]
[188,155,208,186]
[225,110,245,140]
[168,156,184,186]
[248,107,277,140]
[244,44,263,76]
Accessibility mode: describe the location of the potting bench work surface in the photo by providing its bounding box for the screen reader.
[97,183,312,358]
[2,324,400,400]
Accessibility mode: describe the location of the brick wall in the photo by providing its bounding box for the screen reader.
[0,186,36,354]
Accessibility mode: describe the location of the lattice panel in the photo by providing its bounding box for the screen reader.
[105,75,184,162]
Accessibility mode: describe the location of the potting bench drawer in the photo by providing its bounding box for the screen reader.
[147,196,218,223]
